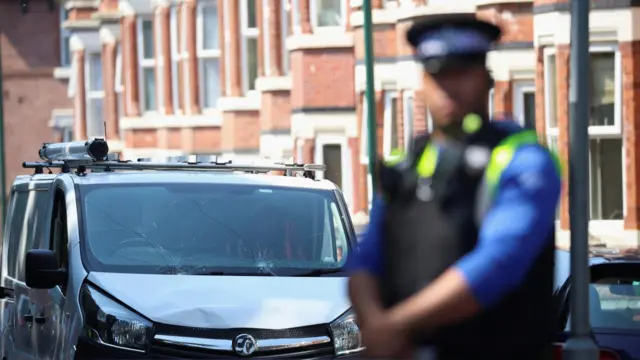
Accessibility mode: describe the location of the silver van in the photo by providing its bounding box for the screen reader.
[0,141,363,359]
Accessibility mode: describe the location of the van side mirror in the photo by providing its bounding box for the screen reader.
[25,249,67,289]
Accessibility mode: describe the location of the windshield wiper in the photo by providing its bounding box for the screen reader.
[291,268,345,277]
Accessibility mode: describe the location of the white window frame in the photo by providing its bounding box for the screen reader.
[59,7,71,67]
[85,51,105,138]
[512,80,535,127]
[427,109,434,132]
[262,0,271,76]
[137,17,158,113]
[544,44,625,225]
[197,1,222,109]
[240,0,259,94]
[290,0,301,34]
[488,87,494,119]
[295,138,303,163]
[67,55,78,98]
[544,45,622,136]
[170,6,181,113]
[359,94,369,164]
[543,47,558,135]
[315,134,354,211]
[310,0,347,31]
[382,91,399,157]
[402,91,414,152]
[382,0,398,9]
[281,0,290,74]
[115,46,124,119]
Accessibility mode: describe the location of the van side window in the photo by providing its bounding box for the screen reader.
[6,191,29,280]
[15,190,50,281]
[50,189,68,293]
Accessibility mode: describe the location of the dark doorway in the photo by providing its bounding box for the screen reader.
[323,144,342,189]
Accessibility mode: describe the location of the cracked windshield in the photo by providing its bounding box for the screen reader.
[80,183,348,275]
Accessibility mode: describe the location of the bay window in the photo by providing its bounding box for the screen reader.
[544,46,623,221]
[311,0,345,28]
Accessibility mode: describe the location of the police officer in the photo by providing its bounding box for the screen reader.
[347,14,562,360]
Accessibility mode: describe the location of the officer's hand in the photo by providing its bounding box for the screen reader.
[361,311,412,358]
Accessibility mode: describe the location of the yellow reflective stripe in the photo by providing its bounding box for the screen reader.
[485,130,563,197]
[384,148,407,166]
[415,144,439,177]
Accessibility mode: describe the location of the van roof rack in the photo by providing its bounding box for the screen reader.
[23,139,325,179]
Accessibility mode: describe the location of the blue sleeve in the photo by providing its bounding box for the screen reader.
[454,144,561,308]
[346,197,385,277]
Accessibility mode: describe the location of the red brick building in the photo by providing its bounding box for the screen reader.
[0,0,72,197]
[47,0,635,245]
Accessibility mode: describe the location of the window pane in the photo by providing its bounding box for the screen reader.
[390,97,398,150]
[281,2,290,73]
[329,202,347,262]
[547,54,558,128]
[316,0,343,27]
[202,4,219,50]
[7,192,28,279]
[62,127,73,142]
[17,191,50,281]
[87,53,103,92]
[87,97,104,137]
[591,53,616,127]
[246,0,257,28]
[143,68,157,111]
[523,92,536,130]
[142,20,155,59]
[589,138,623,220]
[61,35,71,67]
[246,37,258,91]
[203,58,221,108]
[600,139,624,220]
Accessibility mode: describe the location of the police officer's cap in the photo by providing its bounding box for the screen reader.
[407,14,501,74]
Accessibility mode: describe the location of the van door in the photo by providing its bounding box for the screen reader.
[33,187,67,360]
[2,187,37,360]
[21,185,55,360]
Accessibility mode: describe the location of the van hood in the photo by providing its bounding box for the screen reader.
[87,272,351,329]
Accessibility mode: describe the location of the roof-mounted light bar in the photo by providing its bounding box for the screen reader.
[25,141,326,177]
[39,139,110,162]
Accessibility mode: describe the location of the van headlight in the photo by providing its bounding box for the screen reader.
[80,284,151,352]
[329,309,364,356]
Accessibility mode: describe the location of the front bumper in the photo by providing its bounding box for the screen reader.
[74,338,361,359]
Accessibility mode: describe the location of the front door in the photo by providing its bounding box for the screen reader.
[513,80,536,129]
[323,144,342,189]
[314,135,353,210]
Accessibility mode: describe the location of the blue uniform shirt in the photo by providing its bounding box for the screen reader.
[347,126,562,308]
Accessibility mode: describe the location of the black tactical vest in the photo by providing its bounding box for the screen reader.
[379,122,555,360]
